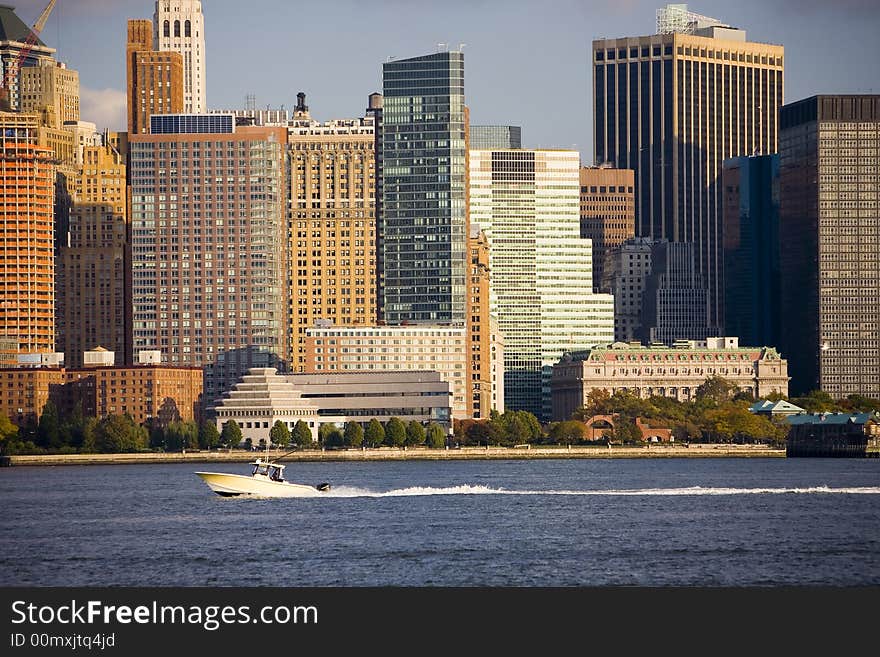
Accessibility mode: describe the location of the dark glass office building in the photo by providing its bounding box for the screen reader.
[470,125,522,150]
[381,51,467,324]
[779,95,880,398]
[722,154,780,349]
[592,26,783,334]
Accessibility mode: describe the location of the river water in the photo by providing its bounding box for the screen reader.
[1,458,878,586]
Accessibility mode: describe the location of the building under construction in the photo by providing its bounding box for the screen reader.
[0,111,57,362]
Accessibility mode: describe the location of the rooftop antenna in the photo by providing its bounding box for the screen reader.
[438,42,447,51]
[457,43,467,52]
[246,94,256,112]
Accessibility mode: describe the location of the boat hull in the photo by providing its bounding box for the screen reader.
[195,472,325,498]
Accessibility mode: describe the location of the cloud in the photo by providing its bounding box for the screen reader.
[79,86,126,132]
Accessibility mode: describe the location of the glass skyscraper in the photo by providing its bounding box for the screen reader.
[470,125,522,150]
[381,51,466,324]
[593,15,783,334]
[470,149,615,420]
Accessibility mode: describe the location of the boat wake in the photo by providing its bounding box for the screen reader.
[321,484,880,498]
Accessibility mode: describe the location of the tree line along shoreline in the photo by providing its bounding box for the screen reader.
[1,376,877,456]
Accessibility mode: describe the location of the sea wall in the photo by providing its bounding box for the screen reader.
[5,444,784,466]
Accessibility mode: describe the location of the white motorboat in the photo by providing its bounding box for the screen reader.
[196,459,331,498]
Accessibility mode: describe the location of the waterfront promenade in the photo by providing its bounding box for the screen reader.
[4,444,784,466]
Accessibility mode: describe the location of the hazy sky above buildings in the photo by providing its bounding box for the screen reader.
[13,0,880,162]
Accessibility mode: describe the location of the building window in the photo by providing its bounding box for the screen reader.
[163,20,170,37]
[185,20,191,37]
[174,20,180,37]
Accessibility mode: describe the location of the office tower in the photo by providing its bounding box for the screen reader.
[722,154,780,349]
[779,95,880,398]
[0,5,56,111]
[470,125,522,150]
[153,0,205,114]
[287,93,377,372]
[593,3,784,332]
[579,165,635,293]
[129,115,288,406]
[127,19,184,135]
[605,237,656,342]
[470,149,615,420]
[641,240,710,344]
[18,58,79,129]
[57,142,129,368]
[381,51,467,324]
[0,112,56,360]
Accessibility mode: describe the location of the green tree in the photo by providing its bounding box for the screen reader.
[364,419,385,447]
[405,421,426,446]
[320,424,344,448]
[610,416,642,445]
[198,420,221,449]
[220,420,243,449]
[465,419,504,446]
[318,423,338,444]
[269,420,291,447]
[792,390,840,413]
[36,401,62,449]
[165,420,198,451]
[94,414,148,453]
[0,414,18,454]
[292,420,313,447]
[344,421,364,448]
[384,417,406,447]
[574,388,613,419]
[548,420,587,445]
[695,376,736,404]
[426,422,447,449]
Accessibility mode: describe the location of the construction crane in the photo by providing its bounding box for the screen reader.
[0,0,58,112]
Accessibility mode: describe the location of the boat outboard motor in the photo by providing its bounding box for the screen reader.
[316,482,331,492]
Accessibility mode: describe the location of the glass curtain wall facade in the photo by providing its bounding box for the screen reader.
[381,52,467,324]
[470,149,615,420]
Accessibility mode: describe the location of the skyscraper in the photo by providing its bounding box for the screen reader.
[381,51,467,325]
[722,154,780,349]
[287,93,377,372]
[470,125,522,150]
[153,0,205,114]
[470,149,615,420]
[593,3,783,332]
[129,115,288,405]
[57,142,129,368]
[779,95,880,398]
[127,19,184,135]
[0,112,56,360]
[579,165,635,293]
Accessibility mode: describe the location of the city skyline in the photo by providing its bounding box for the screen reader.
[8,0,879,164]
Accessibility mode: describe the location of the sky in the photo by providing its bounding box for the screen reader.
[11,0,880,163]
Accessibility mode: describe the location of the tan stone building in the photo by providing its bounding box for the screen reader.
[551,337,789,421]
[18,58,79,129]
[126,20,183,135]
[579,166,635,293]
[56,142,129,367]
[0,112,56,362]
[287,94,377,371]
